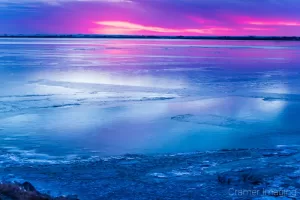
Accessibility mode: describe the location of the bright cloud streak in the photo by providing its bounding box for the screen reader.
[249,21,300,26]
[95,21,234,35]
[243,27,274,31]
[96,21,180,33]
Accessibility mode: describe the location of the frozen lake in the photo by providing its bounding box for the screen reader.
[1,38,300,164]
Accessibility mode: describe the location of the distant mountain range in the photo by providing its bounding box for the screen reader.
[1,34,300,41]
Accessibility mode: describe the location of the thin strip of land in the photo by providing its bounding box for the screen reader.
[0,34,300,41]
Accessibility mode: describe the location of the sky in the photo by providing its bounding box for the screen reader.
[1,0,300,36]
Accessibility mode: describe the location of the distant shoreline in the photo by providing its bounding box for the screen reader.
[1,35,300,41]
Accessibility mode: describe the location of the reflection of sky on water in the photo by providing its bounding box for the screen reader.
[1,38,300,159]
[34,71,188,89]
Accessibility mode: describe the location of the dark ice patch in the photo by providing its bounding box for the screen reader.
[41,103,81,109]
[171,114,247,128]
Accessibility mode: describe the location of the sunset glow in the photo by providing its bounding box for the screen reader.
[1,0,300,36]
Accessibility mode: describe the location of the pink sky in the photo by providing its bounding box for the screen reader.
[1,0,300,36]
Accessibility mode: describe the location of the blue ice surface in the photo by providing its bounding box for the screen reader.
[1,38,300,160]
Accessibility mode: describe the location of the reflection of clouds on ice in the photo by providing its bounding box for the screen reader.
[29,84,80,95]
[263,83,289,94]
[0,114,39,130]
[255,83,289,115]
[124,103,169,119]
[257,99,286,114]
[33,71,187,89]
[235,98,286,119]
[1,114,38,123]
[233,97,286,119]
[169,96,286,127]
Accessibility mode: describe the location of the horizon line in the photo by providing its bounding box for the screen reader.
[1,34,300,41]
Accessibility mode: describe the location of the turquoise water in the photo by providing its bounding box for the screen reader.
[1,38,300,163]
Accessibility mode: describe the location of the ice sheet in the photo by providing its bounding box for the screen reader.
[1,38,300,161]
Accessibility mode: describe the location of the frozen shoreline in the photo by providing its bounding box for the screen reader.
[1,146,300,200]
